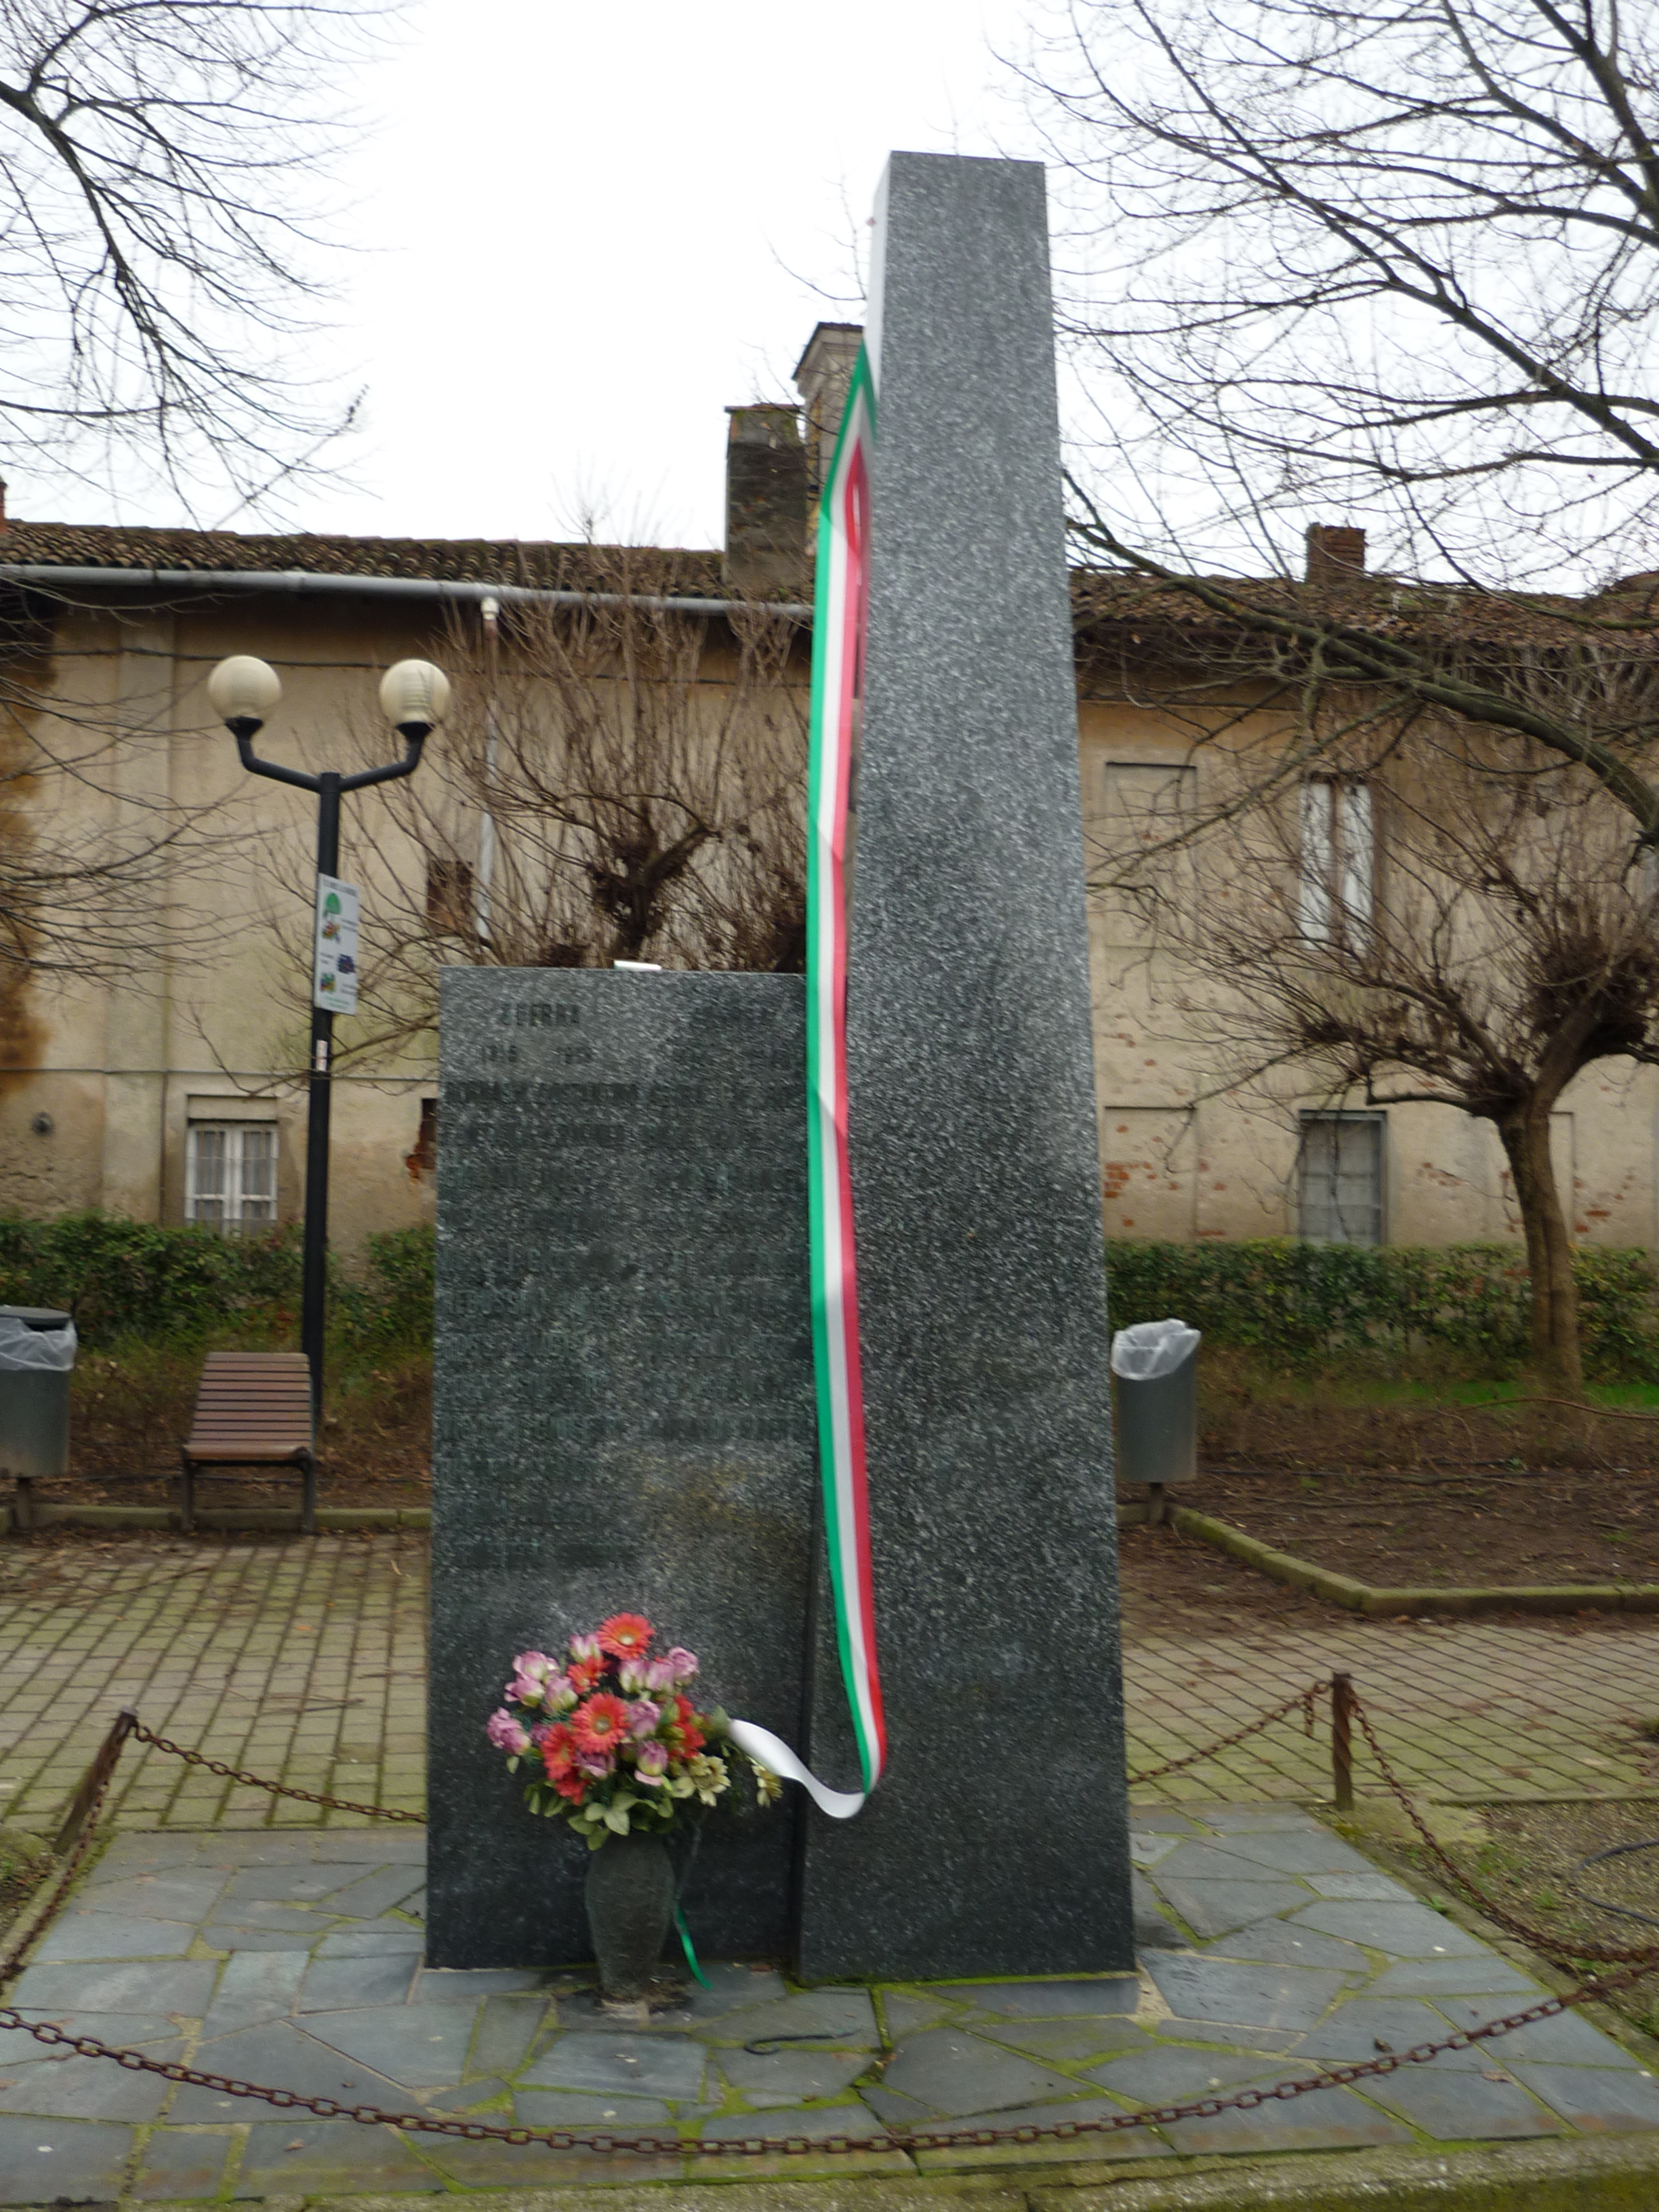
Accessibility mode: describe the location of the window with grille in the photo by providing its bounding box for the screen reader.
[1299,779,1374,944]
[1298,1111,1385,1245]
[186,1122,278,1232]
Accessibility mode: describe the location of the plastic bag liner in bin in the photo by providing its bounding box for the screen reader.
[0,1306,76,1484]
[0,1310,76,1370]
[1111,1317,1200,1381]
[1111,1317,1201,1491]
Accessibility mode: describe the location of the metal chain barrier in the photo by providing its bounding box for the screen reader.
[1,1695,1653,2160]
[1346,1691,1659,1969]
[1127,1679,1325,1785]
[128,1720,424,1822]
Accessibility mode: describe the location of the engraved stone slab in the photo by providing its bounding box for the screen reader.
[796,150,1134,1978]
[426,968,815,1969]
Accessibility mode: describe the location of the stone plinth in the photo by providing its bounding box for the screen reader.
[426,968,815,1969]
[796,152,1135,1979]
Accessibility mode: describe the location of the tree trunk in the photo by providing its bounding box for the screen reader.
[1496,1108,1582,1392]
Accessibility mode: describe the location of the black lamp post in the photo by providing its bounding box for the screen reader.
[207,653,450,1421]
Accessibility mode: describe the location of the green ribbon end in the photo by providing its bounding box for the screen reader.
[675,1902,711,1988]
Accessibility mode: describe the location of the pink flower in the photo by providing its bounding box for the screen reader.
[665,1647,699,1682]
[508,1651,557,1704]
[577,1748,615,1778]
[633,1739,670,1784]
[644,1657,677,1692]
[569,1633,602,1665]
[618,1660,649,1694]
[544,1672,579,1711]
[628,1698,661,1738]
[486,1708,529,1755]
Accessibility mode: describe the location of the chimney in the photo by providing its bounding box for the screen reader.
[0,480,11,532]
[1305,523,1366,585]
[722,404,808,596]
[794,323,864,509]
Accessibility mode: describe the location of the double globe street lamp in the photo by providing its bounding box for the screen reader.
[207,654,451,1420]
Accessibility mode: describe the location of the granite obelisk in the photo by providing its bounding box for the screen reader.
[797,152,1134,1978]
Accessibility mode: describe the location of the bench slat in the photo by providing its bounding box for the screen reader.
[184,1351,314,1465]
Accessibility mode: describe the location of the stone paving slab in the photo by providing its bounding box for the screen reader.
[3,1807,1658,2199]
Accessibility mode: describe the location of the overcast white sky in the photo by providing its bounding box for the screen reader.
[275,0,1038,550]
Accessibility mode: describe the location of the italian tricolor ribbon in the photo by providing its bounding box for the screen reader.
[726,348,885,1820]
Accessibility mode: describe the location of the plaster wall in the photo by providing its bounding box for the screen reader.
[3,594,1652,1263]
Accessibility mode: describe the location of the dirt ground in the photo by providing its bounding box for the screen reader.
[1197,1353,1659,1476]
[1179,1464,1659,1585]
[1117,1514,1342,1632]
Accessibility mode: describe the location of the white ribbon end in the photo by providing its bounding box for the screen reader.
[729,1719,867,1820]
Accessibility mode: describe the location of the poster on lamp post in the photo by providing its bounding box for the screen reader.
[312,874,361,1015]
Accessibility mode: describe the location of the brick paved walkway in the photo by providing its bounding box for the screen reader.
[3,1534,1659,1830]
[0,1537,426,1833]
[1127,1612,1659,1809]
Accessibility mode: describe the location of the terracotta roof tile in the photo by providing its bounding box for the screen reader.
[0,521,726,596]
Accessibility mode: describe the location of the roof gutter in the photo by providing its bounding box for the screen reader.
[0,563,813,623]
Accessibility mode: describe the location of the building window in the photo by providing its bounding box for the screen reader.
[1299,779,1373,943]
[426,856,475,933]
[187,1122,278,1232]
[1096,761,1197,944]
[1298,1112,1384,1245]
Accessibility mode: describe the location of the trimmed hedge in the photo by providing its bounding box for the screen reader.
[0,1214,433,1357]
[5,1214,1656,1380]
[1103,1237,1659,1380]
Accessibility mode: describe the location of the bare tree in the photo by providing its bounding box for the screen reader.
[0,0,386,515]
[1015,0,1659,853]
[0,0,390,991]
[1105,691,1659,1386]
[1029,0,1659,581]
[320,569,809,1067]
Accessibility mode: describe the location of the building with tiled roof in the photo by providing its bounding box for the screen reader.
[1,322,1655,1276]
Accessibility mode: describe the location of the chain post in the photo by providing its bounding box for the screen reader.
[53,1706,138,1856]
[1331,1672,1355,1811]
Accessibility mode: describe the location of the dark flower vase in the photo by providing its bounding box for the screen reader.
[584,1831,676,2003]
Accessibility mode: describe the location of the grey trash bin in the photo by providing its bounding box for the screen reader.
[0,1307,77,1521]
[1112,1318,1200,1522]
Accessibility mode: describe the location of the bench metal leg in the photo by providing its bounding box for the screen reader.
[179,1454,194,1534]
[300,1454,317,1537]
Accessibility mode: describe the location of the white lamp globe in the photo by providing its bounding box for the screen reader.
[380,659,451,733]
[207,655,282,725]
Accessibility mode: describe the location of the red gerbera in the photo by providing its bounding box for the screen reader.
[554,1769,589,1802]
[666,1695,705,1756]
[568,1656,605,1694]
[571,1692,632,1754]
[596,1612,654,1662]
[538,1723,577,1781]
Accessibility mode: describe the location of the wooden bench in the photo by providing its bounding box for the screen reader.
[180,1351,318,1534]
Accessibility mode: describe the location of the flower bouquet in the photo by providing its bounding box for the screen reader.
[486,1611,780,1845]
[486,1612,780,2004]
